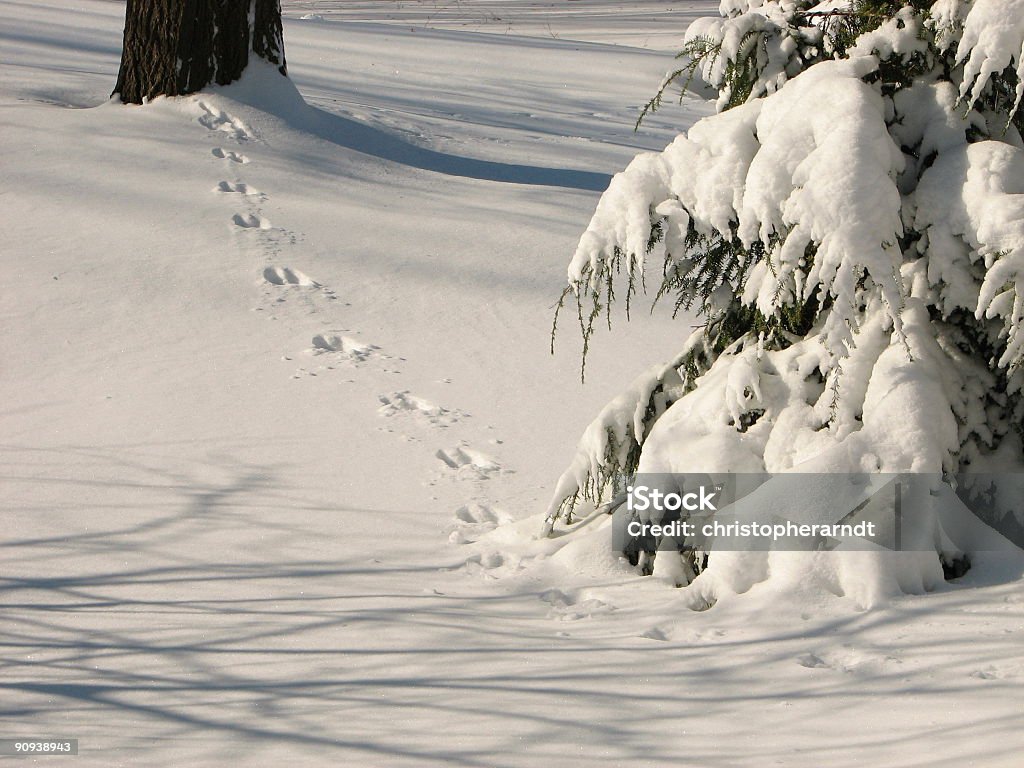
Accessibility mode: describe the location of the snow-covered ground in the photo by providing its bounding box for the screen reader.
[1,1,1022,765]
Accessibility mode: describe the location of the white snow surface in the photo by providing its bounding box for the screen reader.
[2,1,1023,766]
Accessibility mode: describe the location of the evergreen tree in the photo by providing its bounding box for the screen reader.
[545,0,1024,603]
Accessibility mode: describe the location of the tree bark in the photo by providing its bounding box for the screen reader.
[114,0,287,105]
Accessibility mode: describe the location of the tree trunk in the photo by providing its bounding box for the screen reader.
[114,0,287,105]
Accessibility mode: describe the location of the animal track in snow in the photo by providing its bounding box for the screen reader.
[233,213,272,229]
[212,147,249,163]
[447,503,510,544]
[215,180,260,196]
[263,266,318,286]
[796,653,832,670]
[455,550,515,578]
[378,391,465,426]
[970,665,1015,680]
[539,589,613,621]
[539,589,577,609]
[311,333,380,362]
[641,627,670,641]
[435,446,501,474]
[795,648,901,674]
[454,503,506,525]
[469,551,505,569]
[198,101,253,141]
[255,264,339,322]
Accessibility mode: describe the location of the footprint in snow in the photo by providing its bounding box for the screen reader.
[971,666,1009,680]
[215,180,260,196]
[233,213,272,229]
[447,503,510,544]
[263,266,318,286]
[467,551,504,569]
[435,446,500,473]
[539,590,613,621]
[311,333,380,362]
[801,647,901,674]
[212,147,249,164]
[378,391,465,426]
[796,653,831,669]
[539,589,577,608]
[197,100,253,141]
[256,267,338,320]
[641,627,670,641]
[458,550,520,579]
[454,503,505,525]
[560,598,613,620]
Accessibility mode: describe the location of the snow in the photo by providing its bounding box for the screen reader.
[683,2,802,109]
[948,0,1024,116]
[571,55,907,354]
[914,140,1024,368]
[849,6,930,63]
[2,0,1024,765]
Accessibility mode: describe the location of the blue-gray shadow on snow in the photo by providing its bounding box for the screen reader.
[218,68,613,192]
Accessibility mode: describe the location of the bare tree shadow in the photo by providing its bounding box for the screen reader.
[1,443,1022,766]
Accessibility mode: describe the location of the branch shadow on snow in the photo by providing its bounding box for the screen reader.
[215,66,613,192]
[3,443,1024,766]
